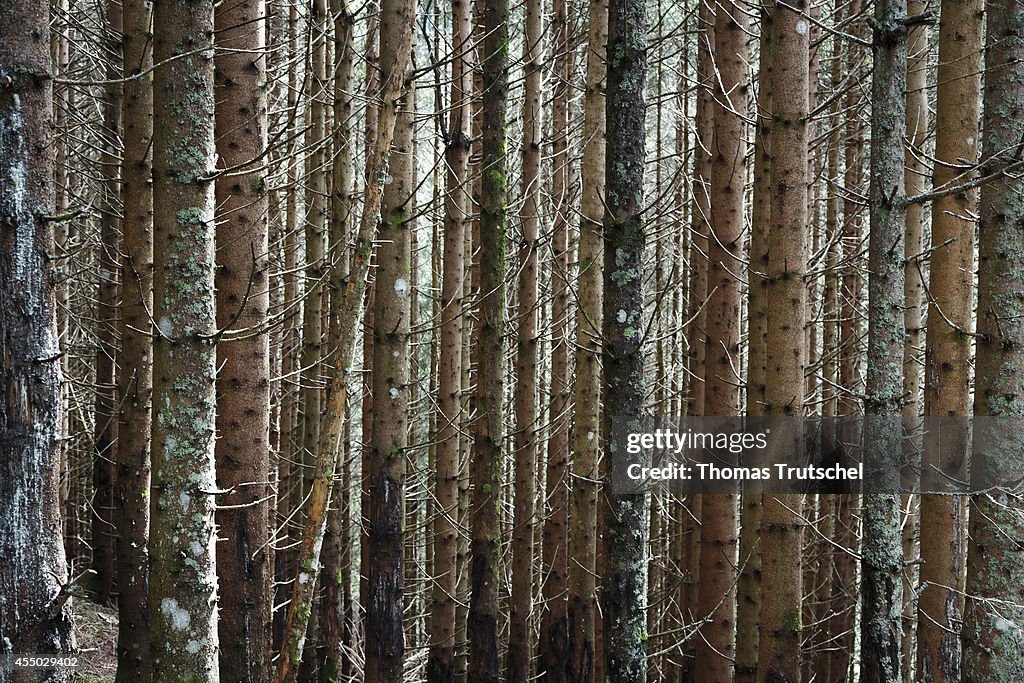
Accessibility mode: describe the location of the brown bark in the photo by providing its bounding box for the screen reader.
[568,0,607,679]
[114,0,154,677]
[917,0,983,674]
[214,0,273,677]
[757,1,810,681]
[508,0,543,675]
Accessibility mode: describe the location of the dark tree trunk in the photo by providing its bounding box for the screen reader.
[602,0,649,679]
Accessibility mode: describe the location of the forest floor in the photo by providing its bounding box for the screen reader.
[71,598,117,682]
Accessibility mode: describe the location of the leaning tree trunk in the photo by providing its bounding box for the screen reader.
[961,0,1024,676]
[602,0,649,680]
[214,0,273,677]
[148,0,221,678]
[860,0,909,677]
[273,0,418,677]
[0,0,76,675]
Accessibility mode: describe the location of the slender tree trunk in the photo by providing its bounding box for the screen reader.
[149,0,220,677]
[539,0,573,676]
[918,0,983,673]
[92,0,122,604]
[569,0,607,678]
[508,0,542,677]
[320,5,356,680]
[467,0,509,677]
[114,0,154,676]
[602,0,648,679]
[961,0,1024,676]
[860,0,909,676]
[0,0,76,673]
[900,3,929,676]
[695,0,748,674]
[214,0,273,677]
[737,8,772,680]
[426,1,470,680]
[756,1,809,680]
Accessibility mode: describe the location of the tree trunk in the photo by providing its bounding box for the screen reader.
[508,0,542,676]
[860,0,909,675]
[602,0,649,679]
[364,86,414,683]
[426,1,470,681]
[114,0,154,676]
[539,0,573,677]
[467,0,508,677]
[0,0,76,673]
[961,0,1024,675]
[917,0,983,673]
[149,0,221,677]
[695,0,748,674]
[93,0,123,605]
[756,1,809,680]
[214,0,273,677]
[568,0,607,679]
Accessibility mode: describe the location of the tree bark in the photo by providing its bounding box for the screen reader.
[602,0,649,679]
[568,0,607,679]
[149,0,221,677]
[214,0,273,677]
[0,0,76,674]
[961,0,1024,675]
[114,0,154,676]
[860,0,909,675]
[756,1,810,680]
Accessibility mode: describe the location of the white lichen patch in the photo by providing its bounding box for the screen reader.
[161,598,191,631]
[617,309,628,324]
[299,572,310,585]
[185,640,201,654]
[389,387,399,399]
[158,316,174,337]
[189,540,204,557]
[179,492,190,512]
[795,19,808,35]
[394,277,408,296]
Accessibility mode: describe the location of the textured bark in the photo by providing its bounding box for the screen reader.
[962,0,1024,676]
[917,0,983,675]
[426,2,470,682]
[602,0,648,679]
[860,0,909,676]
[694,0,748,675]
[272,0,416,674]
[508,0,542,677]
[114,0,154,677]
[214,0,273,678]
[364,90,414,683]
[737,8,772,681]
[467,0,508,678]
[0,0,75,675]
[568,0,606,679]
[320,5,356,680]
[538,0,573,678]
[756,1,809,681]
[149,0,220,678]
